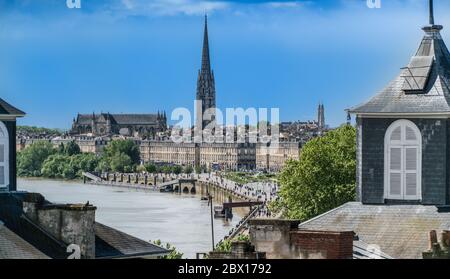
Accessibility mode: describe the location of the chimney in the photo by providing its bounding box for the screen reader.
[290,230,354,259]
[23,197,97,259]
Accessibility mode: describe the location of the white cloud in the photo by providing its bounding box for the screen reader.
[118,0,230,16]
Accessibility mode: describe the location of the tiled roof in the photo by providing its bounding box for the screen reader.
[0,220,49,259]
[76,114,159,125]
[349,26,450,115]
[0,98,25,116]
[298,202,450,259]
[95,222,169,258]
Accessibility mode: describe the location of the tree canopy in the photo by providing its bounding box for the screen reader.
[270,125,356,221]
[18,141,56,177]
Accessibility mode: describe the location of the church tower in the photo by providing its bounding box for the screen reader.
[196,15,216,130]
[317,103,325,130]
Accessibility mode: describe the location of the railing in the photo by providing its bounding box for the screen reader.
[215,204,262,249]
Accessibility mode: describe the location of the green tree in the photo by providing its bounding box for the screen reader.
[152,240,184,259]
[172,165,182,175]
[270,125,356,221]
[41,154,73,179]
[109,153,133,173]
[104,140,140,165]
[70,153,99,177]
[183,165,193,174]
[64,141,81,156]
[195,165,202,174]
[145,163,157,173]
[17,141,56,177]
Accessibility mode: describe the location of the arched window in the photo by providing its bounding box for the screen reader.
[384,120,421,200]
[0,122,9,189]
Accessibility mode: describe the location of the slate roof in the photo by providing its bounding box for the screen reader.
[0,192,169,259]
[298,202,450,259]
[353,240,393,259]
[95,222,169,258]
[0,220,49,259]
[76,113,159,125]
[349,25,450,115]
[0,98,26,116]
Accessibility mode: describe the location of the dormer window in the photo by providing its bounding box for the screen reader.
[402,56,434,93]
[384,120,422,201]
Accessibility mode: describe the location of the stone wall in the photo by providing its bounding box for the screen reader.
[249,219,300,259]
[249,219,354,259]
[22,195,97,259]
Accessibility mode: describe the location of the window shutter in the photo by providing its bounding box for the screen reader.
[405,173,417,196]
[0,144,4,187]
[405,127,417,141]
[405,147,418,197]
[390,127,401,141]
[389,173,402,196]
[0,144,4,163]
[390,148,401,170]
[389,147,402,196]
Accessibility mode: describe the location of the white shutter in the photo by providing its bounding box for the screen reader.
[405,147,419,198]
[389,147,402,197]
[390,127,401,141]
[405,126,417,141]
[0,131,6,188]
[385,120,421,201]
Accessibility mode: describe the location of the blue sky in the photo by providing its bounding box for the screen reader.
[1,0,449,129]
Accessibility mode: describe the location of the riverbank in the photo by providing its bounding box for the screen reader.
[18,178,244,259]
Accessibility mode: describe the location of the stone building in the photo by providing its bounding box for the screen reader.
[256,141,301,171]
[70,112,167,138]
[294,0,450,259]
[139,140,257,171]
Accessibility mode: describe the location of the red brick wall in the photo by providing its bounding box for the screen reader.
[290,230,354,259]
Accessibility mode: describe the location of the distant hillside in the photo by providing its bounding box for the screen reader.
[17,126,64,137]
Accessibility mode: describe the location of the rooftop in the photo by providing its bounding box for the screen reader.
[298,202,450,259]
[0,220,49,259]
[349,2,450,116]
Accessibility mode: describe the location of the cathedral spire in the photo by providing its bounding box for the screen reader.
[201,14,211,74]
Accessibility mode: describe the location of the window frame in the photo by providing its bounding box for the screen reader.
[0,121,9,190]
[384,119,422,201]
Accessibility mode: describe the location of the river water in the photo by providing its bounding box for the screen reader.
[18,178,242,259]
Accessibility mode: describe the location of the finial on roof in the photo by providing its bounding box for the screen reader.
[423,0,443,32]
[429,0,435,25]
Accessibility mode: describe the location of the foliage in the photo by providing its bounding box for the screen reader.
[195,165,202,174]
[17,141,56,177]
[17,126,63,136]
[152,240,184,259]
[103,139,140,165]
[144,163,157,173]
[224,172,277,185]
[183,165,193,174]
[41,153,99,179]
[215,234,251,253]
[64,141,81,156]
[57,141,81,156]
[109,153,133,173]
[270,125,356,221]
[98,139,141,173]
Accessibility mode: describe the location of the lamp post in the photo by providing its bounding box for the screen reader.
[208,193,215,251]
